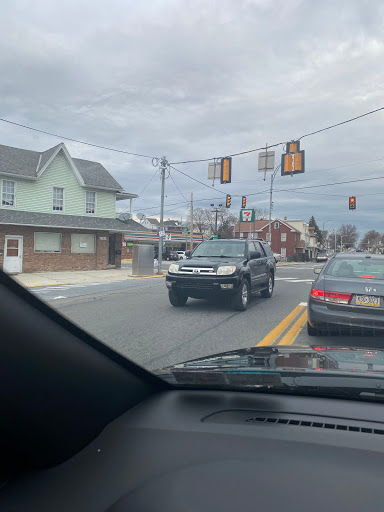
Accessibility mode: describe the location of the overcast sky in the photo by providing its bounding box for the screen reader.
[1,0,384,237]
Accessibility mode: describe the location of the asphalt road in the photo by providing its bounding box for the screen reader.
[35,263,384,371]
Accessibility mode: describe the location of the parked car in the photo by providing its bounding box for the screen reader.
[176,251,186,259]
[166,238,276,311]
[165,250,179,261]
[316,252,328,263]
[307,253,384,335]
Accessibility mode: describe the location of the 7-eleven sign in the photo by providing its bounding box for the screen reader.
[240,209,255,222]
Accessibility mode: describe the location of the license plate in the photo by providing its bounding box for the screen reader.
[356,295,380,307]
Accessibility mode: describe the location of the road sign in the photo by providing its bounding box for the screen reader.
[159,230,165,237]
[258,151,275,172]
[183,228,190,234]
[208,161,221,180]
[240,209,255,222]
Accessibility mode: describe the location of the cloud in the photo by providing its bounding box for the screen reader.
[1,0,384,233]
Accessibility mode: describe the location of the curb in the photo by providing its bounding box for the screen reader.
[24,282,71,289]
[133,274,166,279]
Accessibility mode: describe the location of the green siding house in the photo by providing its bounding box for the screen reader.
[0,142,142,273]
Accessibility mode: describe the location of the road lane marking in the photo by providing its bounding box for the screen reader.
[256,304,305,347]
[278,310,308,346]
[299,302,308,306]
[289,279,314,283]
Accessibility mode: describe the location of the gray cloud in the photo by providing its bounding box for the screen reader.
[1,0,384,234]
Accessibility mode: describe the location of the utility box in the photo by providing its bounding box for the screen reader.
[132,244,154,276]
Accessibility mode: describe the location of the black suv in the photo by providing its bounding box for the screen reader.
[165,238,276,311]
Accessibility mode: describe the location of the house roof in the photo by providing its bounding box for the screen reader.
[235,219,301,233]
[0,142,124,191]
[147,218,160,225]
[0,209,146,232]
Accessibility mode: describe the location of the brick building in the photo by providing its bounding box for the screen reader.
[0,142,142,273]
[234,218,302,260]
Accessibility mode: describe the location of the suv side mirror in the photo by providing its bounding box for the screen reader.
[314,267,322,274]
[249,251,261,260]
[185,250,191,258]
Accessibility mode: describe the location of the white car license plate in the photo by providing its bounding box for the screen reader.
[356,295,380,307]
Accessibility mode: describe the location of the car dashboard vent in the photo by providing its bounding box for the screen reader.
[203,410,384,436]
[244,416,384,435]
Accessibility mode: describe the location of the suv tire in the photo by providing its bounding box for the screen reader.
[261,274,274,298]
[232,278,250,311]
[169,290,188,307]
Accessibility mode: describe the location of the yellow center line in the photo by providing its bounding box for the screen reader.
[256,304,305,346]
[278,310,308,346]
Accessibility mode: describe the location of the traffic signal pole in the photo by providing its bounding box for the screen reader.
[268,164,281,245]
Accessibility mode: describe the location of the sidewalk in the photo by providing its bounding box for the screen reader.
[277,261,310,266]
[12,267,166,288]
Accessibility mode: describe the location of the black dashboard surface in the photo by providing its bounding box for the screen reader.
[2,389,384,511]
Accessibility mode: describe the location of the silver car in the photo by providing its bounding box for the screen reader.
[308,253,384,335]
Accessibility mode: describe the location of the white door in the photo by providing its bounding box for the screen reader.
[4,236,23,273]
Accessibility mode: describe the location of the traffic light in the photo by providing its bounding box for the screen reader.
[221,157,232,184]
[241,196,246,208]
[226,194,231,208]
[349,196,356,210]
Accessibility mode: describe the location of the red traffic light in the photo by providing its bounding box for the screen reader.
[241,196,246,208]
[349,196,356,210]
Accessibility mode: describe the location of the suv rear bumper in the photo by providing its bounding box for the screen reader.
[166,274,241,298]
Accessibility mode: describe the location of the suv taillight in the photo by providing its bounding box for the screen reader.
[311,288,352,305]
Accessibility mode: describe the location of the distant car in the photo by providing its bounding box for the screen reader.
[273,253,282,262]
[165,251,179,261]
[176,251,186,259]
[307,253,384,335]
[316,253,328,263]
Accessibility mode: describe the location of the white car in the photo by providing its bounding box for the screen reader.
[176,251,186,260]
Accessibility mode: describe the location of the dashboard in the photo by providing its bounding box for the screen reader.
[2,389,384,511]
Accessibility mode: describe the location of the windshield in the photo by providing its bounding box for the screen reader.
[192,241,246,258]
[2,0,384,401]
[325,258,384,279]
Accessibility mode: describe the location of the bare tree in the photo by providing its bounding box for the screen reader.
[339,224,359,248]
[361,230,381,252]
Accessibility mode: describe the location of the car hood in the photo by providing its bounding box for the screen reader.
[155,346,384,396]
[176,257,244,268]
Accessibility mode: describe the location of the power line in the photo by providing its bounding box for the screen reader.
[0,117,158,159]
[169,165,227,195]
[169,106,384,164]
[133,168,159,202]
[169,171,189,202]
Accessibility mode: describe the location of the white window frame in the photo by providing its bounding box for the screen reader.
[266,232,271,242]
[85,191,97,215]
[52,187,65,212]
[281,232,287,242]
[2,180,16,208]
[274,222,279,229]
[34,232,62,253]
[281,247,287,258]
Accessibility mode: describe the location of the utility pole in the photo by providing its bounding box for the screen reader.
[268,164,281,247]
[157,156,167,275]
[190,192,193,251]
[334,230,337,252]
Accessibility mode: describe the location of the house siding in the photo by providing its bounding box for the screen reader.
[1,151,116,218]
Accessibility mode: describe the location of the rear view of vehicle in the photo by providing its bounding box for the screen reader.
[308,254,384,335]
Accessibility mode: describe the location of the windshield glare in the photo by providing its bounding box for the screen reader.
[192,241,246,258]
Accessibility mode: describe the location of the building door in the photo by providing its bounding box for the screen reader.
[108,234,116,265]
[4,236,23,273]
